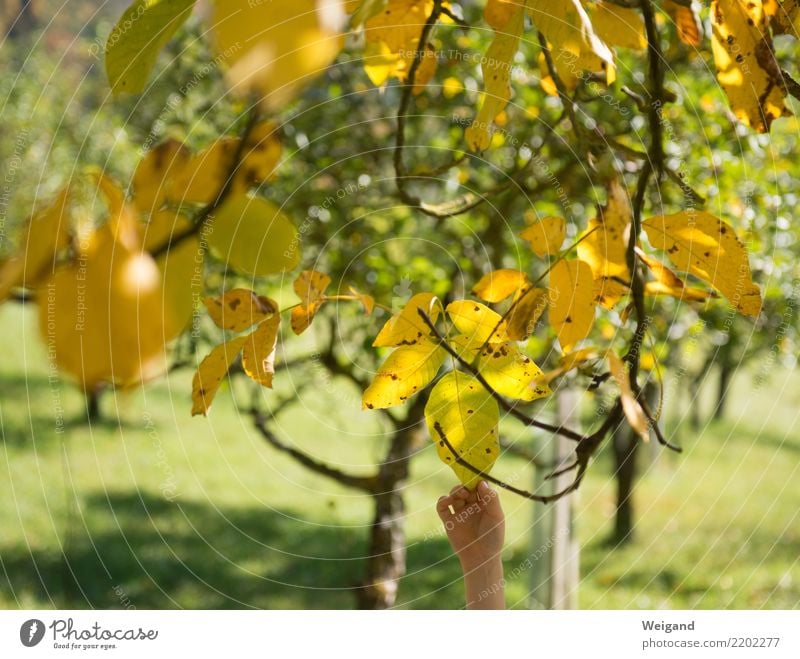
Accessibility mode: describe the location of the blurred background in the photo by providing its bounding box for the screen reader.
[0,0,798,609]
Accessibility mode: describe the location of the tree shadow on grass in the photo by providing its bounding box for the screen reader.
[0,490,462,609]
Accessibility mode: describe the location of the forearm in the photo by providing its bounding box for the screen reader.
[461,557,505,610]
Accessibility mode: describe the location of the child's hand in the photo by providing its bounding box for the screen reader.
[436,481,505,570]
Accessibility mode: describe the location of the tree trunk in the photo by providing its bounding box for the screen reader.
[611,426,639,545]
[5,0,37,38]
[529,388,580,609]
[713,361,733,421]
[356,398,425,609]
[610,381,657,545]
[85,387,102,423]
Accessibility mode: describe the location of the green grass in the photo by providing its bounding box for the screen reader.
[1,303,798,609]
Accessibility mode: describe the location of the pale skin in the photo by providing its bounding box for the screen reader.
[436,480,506,610]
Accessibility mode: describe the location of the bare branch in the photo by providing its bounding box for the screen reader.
[252,410,377,492]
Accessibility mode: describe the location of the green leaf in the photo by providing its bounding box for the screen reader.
[105,0,197,95]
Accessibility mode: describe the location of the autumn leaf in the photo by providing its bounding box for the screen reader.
[586,1,646,51]
[211,0,346,109]
[373,292,439,347]
[520,215,566,257]
[237,121,282,190]
[477,342,551,401]
[208,194,299,276]
[472,269,530,303]
[580,180,632,308]
[191,336,249,415]
[710,0,788,132]
[446,300,509,345]
[204,288,278,332]
[144,211,204,341]
[537,346,602,385]
[241,315,281,387]
[484,0,518,30]
[642,211,762,316]
[291,270,332,335]
[578,179,631,309]
[363,0,434,86]
[425,370,500,489]
[105,0,197,95]
[664,0,702,47]
[608,351,650,441]
[171,138,239,205]
[349,0,389,27]
[0,186,71,302]
[349,285,376,315]
[507,286,548,341]
[132,139,191,213]
[362,342,446,409]
[549,259,596,351]
[637,248,715,303]
[529,0,615,90]
[465,1,525,151]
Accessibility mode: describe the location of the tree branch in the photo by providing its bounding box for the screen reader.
[252,410,378,492]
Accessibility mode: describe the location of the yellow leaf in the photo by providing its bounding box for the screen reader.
[425,370,500,489]
[592,277,629,309]
[349,285,375,315]
[465,4,524,151]
[211,0,346,109]
[373,292,439,347]
[578,179,630,280]
[578,179,631,308]
[536,346,602,384]
[144,211,204,341]
[663,0,702,47]
[132,139,191,213]
[710,0,788,132]
[291,270,332,335]
[587,2,646,51]
[204,288,278,332]
[642,211,762,316]
[208,194,299,276]
[241,314,281,387]
[484,0,518,30]
[549,259,595,351]
[520,215,566,257]
[446,300,509,345]
[529,0,615,90]
[0,186,71,301]
[478,343,550,401]
[105,0,196,95]
[191,335,248,416]
[237,121,282,189]
[362,342,446,409]
[538,51,559,96]
[39,222,167,389]
[608,351,650,441]
[363,40,403,86]
[507,286,548,340]
[472,269,529,303]
[364,0,433,53]
[637,248,715,303]
[171,138,238,205]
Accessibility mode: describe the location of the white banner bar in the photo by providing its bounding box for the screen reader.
[1,610,798,658]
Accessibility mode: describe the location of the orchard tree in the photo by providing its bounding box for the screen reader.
[3,0,799,607]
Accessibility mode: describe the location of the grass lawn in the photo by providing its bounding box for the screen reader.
[1,304,798,609]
